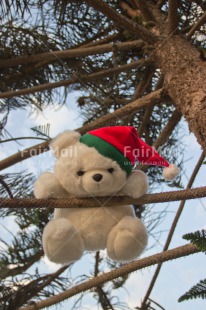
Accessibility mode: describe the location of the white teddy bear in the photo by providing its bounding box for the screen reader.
[34,126,179,265]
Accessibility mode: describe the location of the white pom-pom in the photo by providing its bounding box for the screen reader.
[162,164,179,180]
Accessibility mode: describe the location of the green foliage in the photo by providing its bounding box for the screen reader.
[0,170,54,307]
[178,279,206,302]
[178,230,206,303]
[0,229,42,276]
[0,171,35,199]
[182,229,206,253]
[31,123,51,139]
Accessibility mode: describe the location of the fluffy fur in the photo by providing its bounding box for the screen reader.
[163,164,180,180]
[34,130,148,264]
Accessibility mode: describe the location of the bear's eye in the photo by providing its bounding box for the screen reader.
[77,170,85,176]
[108,168,114,174]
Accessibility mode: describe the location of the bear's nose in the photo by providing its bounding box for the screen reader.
[93,174,103,182]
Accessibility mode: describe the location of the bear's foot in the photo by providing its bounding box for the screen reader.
[107,216,148,262]
[43,218,84,264]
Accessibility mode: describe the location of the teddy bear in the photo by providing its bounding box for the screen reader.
[34,126,179,265]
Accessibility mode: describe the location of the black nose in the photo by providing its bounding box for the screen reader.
[93,174,103,182]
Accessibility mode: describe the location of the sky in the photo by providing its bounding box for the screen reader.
[0,91,206,310]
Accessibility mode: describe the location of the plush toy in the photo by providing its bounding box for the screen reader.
[34,126,179,264]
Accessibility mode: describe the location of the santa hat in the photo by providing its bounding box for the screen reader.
[80,126,179,180]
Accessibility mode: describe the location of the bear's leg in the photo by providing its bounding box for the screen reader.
[107,216,148,262]
[42,218,84,264]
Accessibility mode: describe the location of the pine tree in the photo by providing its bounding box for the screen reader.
[0,1,205,309]
[178,279,206,302]
[178,230,206,302]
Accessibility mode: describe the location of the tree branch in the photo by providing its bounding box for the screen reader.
[119,1,140,19]
[187,11,206,39]
[188,0,206,12]
[94,252,115,310]
[85,0,158,44]
[135,0,156,22]
[0,88,163,171]
[0,137,47,143]
[0,251,43,280]
[153,109,182,149]
[96,286,115,310]
[0,40,144,69]
[19,244,199,310]
[0,58,150,99]
[77,27,119,48]
[132,65,155,100]
[137,108,182,173]
[0,176,13,199]
[1,186,206,209]
[137,105,154,137]
[30,265,69,299]
[156,0,166,10]
[167,0,179,34]
[4,265,69,309]
[140,150,205,309]
[138,74,164,137]
[81,32,121,48]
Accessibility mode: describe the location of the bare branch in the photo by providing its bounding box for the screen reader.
[19,244,199,310]
[0,58,150,99]
[156,0,166,10]
[0,40,144,69]
[81,32,121,48]
[1,186,206,209]
[96,286,115,310]
[148,298,166,310]
[187,11,206,39]
[188,0,206,11]
[153,109,182,149]
[119,1,140,19]
[0,88,163,171]
[135,0,156,22]
[132,65,155,100]
[137,105,154,137]
[0,137,47,143]
[85,0,158,44]
[138,74,164,137]
[0,140,50,171]
[137,74,164,137]
[137,108,182,174]
[140,150,205,309]
[94,251,100,277]
[77,27,120,48]
[167,0,179,34]
[94,252,115,310]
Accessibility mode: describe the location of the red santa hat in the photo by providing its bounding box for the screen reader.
[80,126,179,180]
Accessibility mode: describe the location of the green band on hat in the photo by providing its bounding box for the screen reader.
[80,134,133,176]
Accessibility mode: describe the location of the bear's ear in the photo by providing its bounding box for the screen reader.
[50,130,81,158]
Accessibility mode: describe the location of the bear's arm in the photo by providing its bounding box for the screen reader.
[117,170,148,199]
[34,172,69,199]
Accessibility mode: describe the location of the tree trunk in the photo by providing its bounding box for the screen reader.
[156,35,206,150]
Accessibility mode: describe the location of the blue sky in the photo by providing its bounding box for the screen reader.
[0,92,205,310]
